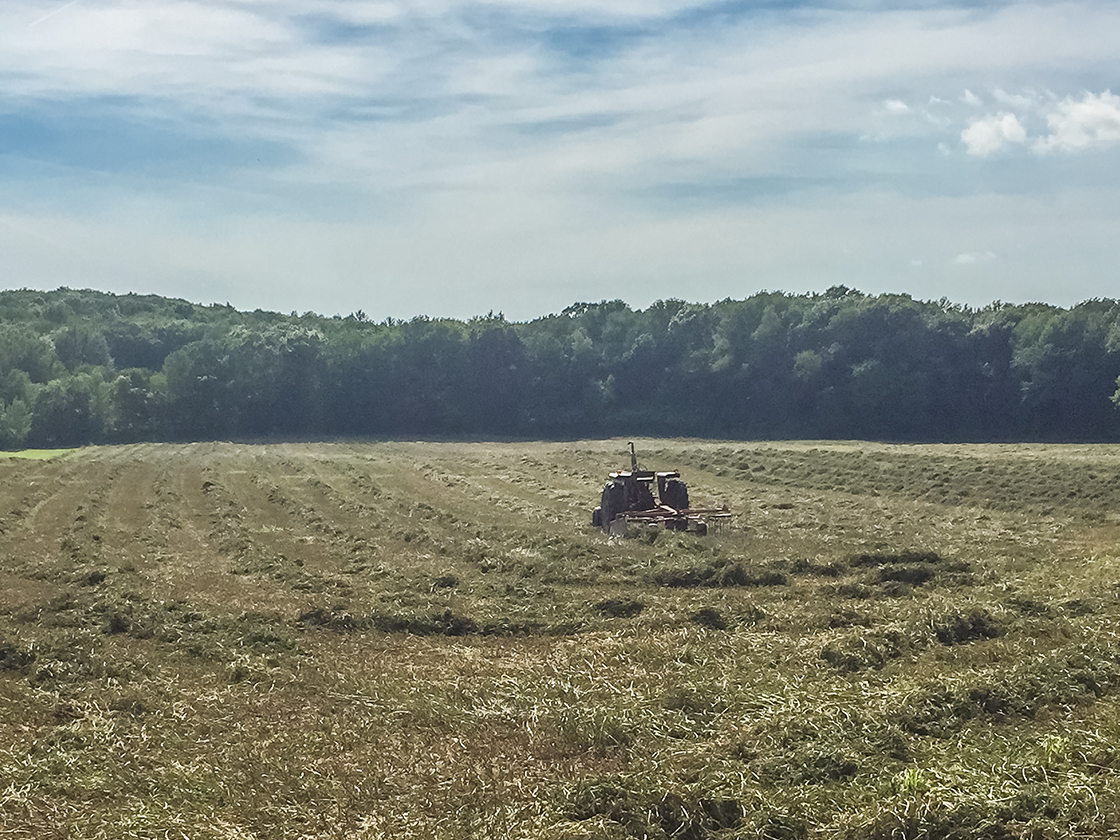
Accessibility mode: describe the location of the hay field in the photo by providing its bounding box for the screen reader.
[2,439,1120,839]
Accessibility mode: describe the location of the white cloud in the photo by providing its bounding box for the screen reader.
[883,98,910,115]
[1035,90,1120,153]
[954,251,996,265]
[961,113,1026,156]
[946,88,1120,159]
[962,89,982,107]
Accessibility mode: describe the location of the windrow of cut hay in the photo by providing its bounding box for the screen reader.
[0,439,1119,839]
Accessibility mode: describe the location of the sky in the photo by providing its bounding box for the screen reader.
[0,0,1118,321]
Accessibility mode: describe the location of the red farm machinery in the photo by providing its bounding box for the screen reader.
[592,443,730,535]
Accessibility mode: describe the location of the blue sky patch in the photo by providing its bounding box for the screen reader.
[0,102,295,179]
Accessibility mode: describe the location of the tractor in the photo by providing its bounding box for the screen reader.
[591,443,727,535]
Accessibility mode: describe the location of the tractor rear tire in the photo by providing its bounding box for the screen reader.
[602,481,626,533]
[661,478,689,511]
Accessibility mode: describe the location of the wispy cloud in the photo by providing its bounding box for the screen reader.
[993,87,1035,109]
[1,1,1119,316]
[27,0,81,28]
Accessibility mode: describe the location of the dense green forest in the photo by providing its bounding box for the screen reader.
[1,286,1119,448]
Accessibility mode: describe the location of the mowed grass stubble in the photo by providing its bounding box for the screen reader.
[1,439,1119,839]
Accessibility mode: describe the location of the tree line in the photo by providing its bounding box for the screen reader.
[1,285,1119,449]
